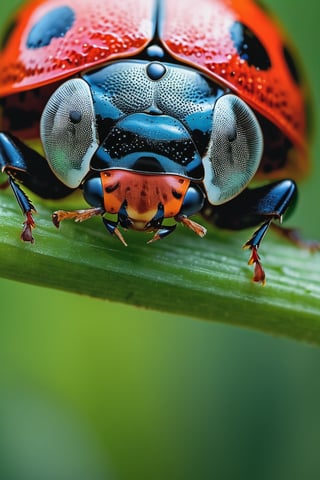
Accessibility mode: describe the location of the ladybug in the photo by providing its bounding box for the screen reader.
[0,0,316,283]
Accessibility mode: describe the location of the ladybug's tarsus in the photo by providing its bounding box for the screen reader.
[52,207,104,228]
[21,211,36,243]
[7,175,37,242]
[243,221,271,285]
[176,215,207,238]
[202,180,298,283]
[247,246,266,285]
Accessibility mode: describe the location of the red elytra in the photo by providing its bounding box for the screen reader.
[0,0,309,178]
[0,0,153,91]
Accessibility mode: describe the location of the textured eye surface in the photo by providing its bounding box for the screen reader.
[203,94,263,205]
[40,78,98,188]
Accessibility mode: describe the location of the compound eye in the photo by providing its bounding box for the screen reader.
[40,78,98,188]
[203,94,263,205]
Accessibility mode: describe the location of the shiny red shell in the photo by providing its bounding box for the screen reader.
[0,0,309,177]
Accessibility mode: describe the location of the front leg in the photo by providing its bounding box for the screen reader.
[201,180,299,284]
[8,175,36,242]
[0,132,74,242]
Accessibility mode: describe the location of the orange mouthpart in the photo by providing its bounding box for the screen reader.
[100,170,190,227]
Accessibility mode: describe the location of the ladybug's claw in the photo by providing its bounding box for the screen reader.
[102,217,128,246]
[147,224,177,243]
[246,245,266,285]
[113,227,128,247]
[6,175,37,243]
[21,211,36,243]
[243,220,271,285]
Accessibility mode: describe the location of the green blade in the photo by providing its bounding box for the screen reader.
[1,191,319,344]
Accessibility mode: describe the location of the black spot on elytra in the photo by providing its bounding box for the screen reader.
[283,45,301,85]
[26,6,75,49]
[230,21,271,70]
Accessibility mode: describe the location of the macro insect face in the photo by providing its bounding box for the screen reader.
[0,0,315,283]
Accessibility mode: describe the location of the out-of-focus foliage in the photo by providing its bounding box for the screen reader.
[0,0,320,479]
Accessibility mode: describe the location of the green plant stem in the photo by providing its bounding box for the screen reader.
[1,192,320,344]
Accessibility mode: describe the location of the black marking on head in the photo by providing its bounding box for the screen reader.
[172,190,182,200]
[230,21,271,70]
[133,156,164,173]
[105,182,120,194]
[283,45,301,85]
[26,6,75,49]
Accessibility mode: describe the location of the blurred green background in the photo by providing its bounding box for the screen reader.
[1,1,320,479]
